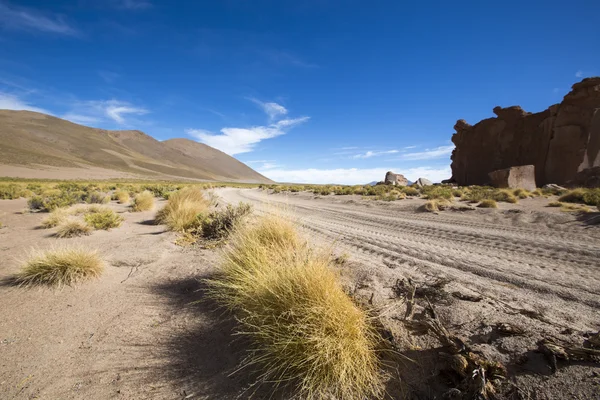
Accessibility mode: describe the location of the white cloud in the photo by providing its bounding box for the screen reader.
[259,166,452,185]
[187,116,309,155]
[98,70,120,84]
[575,70,584,78]
[0,92,49,113]
[62,113,101,125]
[400,145,454,161]
[62,99,148,126]
[404,145,417,149]
[352,150,399,159]
[0,2,77,35]
[249,98,288,120]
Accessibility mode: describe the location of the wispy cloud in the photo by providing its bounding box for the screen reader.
[259,166,452,185]
[63,99,149,125]
[98,70,120,84]
[352,150,399,159]
[575,70,584,78]
[400,145,454,161]
[187,117,309,155]
[249,98,288,120]
[261,49,318,68]
[0,91,49,113]
[0,2,77,36]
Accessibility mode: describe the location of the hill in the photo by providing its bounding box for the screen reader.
[0,110,272,183]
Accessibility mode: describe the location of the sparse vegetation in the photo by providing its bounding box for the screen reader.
[131,190,155,212]
[0,183,29,199]
[547,201,592,212]
[194,202,252,240]
[559,188,600,207]
[155,187,209,231]
[41,208,70,228]
[422,199,452,212]
[86,191,110,204]
[461,186,518,204]
[478,199,498,208]
[513,188,531,199]
[83,208,123,230]
[15,247,104,287]
[55,219,92,238]
[113,189,130,204]
[207,215,383,399]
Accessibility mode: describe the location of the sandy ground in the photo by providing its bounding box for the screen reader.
[1,189,599,399]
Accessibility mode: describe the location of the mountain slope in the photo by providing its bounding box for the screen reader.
[0,110,272,183]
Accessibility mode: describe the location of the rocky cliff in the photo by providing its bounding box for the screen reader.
[450,77,600,187]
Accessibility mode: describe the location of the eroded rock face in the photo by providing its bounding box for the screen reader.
[488,165,536,191]
[384,171,408,186]
[414,177,433,187]
[451,77,600,187]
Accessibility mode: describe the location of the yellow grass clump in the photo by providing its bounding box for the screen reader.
[16,247,104,287]
[155,187,209,231]
[113,189,130,204]
[422,199,451,212]
[478,199,498,208]
[55,218,92,238]
[207,215,383,399]
[40,207,70,228]
[131,190,155,212]
[83,208,123,230]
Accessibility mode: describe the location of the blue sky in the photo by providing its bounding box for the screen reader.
[1,0,598,184]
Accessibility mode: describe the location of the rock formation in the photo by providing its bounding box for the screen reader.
[450,77,600,187]
[414,177,433,187]
[384,171,408,186]
[488,165,536,191]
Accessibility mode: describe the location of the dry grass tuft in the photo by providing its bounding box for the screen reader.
[40,207,70,229]
[155,187,209,231]
[113,189,130,204]
[131,190,155,212]
[548,201,592,212]
[422,199,451,212]
[207,215,383,399]
[83,208,123,230]
[478,199,498,208]
[15,247,104,287]
[55,219,92,238]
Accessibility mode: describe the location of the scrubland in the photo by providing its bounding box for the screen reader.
[0,178,599,399]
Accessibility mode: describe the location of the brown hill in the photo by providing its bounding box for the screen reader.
[0,110,272,183]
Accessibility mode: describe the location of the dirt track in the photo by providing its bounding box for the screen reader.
[1,189,599,399]
[218,188,600,398]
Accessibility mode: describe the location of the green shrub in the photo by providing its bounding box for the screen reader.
[84,208,123,230]
[559,188,600,207]
[402,186,420,196]
[0,184,28,199]
[86,191,110,204]
[195,202,252,240]
[421,185,453,200]
[28,190,85,212]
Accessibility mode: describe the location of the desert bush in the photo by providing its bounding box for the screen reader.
[272,186,282,194]
[422,185,453,200]
[421,199,451,212]
[0,183,28,199]
[142,184,181,198]
[402,186,420,196]
[86,191,110,204]
[547,201,592,212]
[84,208,123,230]
[28,189,85,212]
[559,188,600,207]
[55,219,92,238]
[194,202,252,240]
[131,191,155,212]
[155,187,208,231]
[207,215,383,398]
[513,188,531,199]
[40,207,70,228]
[25,183,44,194]
[15,247,104,287]
[452,188,464,197]
[462,186,518,204]
[113,190,130,204]
[478,199,498,208]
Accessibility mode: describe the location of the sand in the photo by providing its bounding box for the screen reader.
[0,189,599,399]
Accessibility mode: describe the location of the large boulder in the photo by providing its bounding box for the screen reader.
[488,165,536,191]
[450,77,600,187]
[384,171,408,186]
[414,177,433,187]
